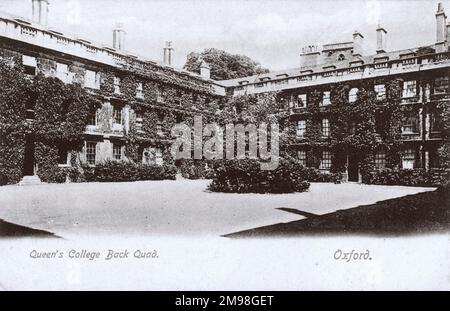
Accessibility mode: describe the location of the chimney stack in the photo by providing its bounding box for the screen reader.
[352,30,364,57]
[163,41,173,66]
[113,22,126,50]
[200,60,211,79]
[32,0,49,25]
[435,2,447,52]
[300,45,320,67]
[376,24,387,54]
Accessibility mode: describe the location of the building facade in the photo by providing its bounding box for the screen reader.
[0,1,449,184]
[221,3,450,182]
[0,0,225,183]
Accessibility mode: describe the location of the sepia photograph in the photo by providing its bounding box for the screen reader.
[0,0,449,294]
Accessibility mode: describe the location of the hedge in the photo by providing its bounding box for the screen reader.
[362,168,450,187]
[207,158,311,194]
[86,161,177,182]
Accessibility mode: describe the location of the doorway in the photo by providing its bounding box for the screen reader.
[22,135,36,176]
[347,154,359,182]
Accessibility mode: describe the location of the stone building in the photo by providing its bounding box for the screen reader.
[220,3,450,182]
[1,1,449,184]
[0,0,225,184]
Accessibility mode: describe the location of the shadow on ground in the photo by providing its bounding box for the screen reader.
[225,187,450,238]
[0,219,58,238]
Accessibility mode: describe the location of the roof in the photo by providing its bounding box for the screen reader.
[217,45,436,87]
[0,10,219,85]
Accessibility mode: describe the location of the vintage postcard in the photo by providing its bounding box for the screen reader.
[0,0,449,293]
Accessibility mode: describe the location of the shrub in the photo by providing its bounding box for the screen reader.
[207,158,310,194]
[177,159,216,179]
[301,167,343,183]
[89,161,176,182]
[362,168,450,187]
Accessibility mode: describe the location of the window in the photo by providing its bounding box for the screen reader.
[298,151,307,166]
[321,91,331,106]
[113,105,122,125]
[136,82,144,99]
[156,87,164,102]
[337,54,345,61]
[85,142,97,165]
[296,94,307,108]
[297,120,306,138]
[402,80,416,97]
[56,63,70,84]
[402,149,415,169]
[430,113,442,132]
[22,55,36,75]
[434,76,450,94]
[88,109,98,126]
[401,113,418,134]
[320,151,332,170]
[155,148,163,165]
[114,77,121,94]
[113,144,122,160]
[322,118,330,137]
[156,123,163,136]
[136,112,143,130]
[85,70,99,89]
[349,88,358,103]
[374,84,386,100]
[374,151,386,169]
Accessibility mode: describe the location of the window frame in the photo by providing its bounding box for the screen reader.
[321,91,331,106]
[112,144,123,161]
[112,105,123,125]
[320,151,332,170]
[85,142,97,165]
[297,150,307,166]
[296,120,306,138]
[402,80,417,98]
[322,118,330,137]
[374,84,386,100]
[349,87,358,103]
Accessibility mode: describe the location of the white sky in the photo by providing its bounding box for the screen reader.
[0,0,446,70]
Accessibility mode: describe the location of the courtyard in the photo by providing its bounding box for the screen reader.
[0,179,435,238]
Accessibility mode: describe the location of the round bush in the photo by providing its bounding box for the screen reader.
[207,157,310,194]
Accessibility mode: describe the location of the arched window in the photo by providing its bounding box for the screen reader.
[338,54,345,61]
[349,88,358,103]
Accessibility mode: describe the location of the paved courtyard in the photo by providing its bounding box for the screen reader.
[0,179,435,238]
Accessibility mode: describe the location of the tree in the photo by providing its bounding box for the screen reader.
[183,48,269,80]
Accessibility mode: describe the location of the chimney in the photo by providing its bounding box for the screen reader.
[300,45,320,67]
[376,24,387,54]
[32,0,49,25]
[200,60,211,79]
[436,2,447,53]
[113,22,126,50]
[163,41,173,66]
[352,30,364,57]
